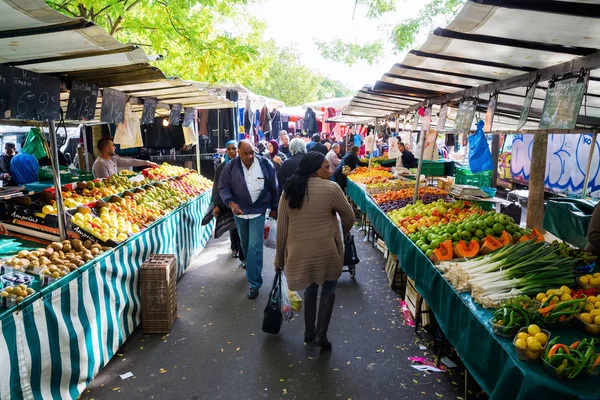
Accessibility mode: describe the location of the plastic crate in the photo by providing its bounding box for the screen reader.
[141,254,177,334]
[455,166,492,187]
[420,160,446,176]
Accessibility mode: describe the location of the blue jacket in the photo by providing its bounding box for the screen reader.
[11,152,40,185]
[218,155,279,215]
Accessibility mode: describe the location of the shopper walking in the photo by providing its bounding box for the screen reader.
[277,138,306,197]
[211,140,245,266]
[274,152,355,350]
[279,133,291,158]
[266,139,287,172]
[307,134,328,156]
[219,140,279,299]
[325,143,341,174]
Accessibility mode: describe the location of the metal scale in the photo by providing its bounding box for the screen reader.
[449,184,490,198]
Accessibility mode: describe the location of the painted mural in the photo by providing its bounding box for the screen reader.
[505,133,600,197]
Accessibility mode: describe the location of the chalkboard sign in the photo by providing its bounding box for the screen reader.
[539,75,588,130]
[484,92,498,133]
[183,107,195,127]
[100,88,126,124]
[11,67,60,120]
[141,97,158,125]
[0,65,12,119]
[169,103,182,126]
[453,99,476,135]
[65,81,98,121]
[518,77,539,131]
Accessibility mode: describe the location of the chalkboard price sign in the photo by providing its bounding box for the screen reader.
[183,107,195,127]
[539,75,588,130]
[0,65,12,119]
[518,77,539,131]
[453,99,476,135]
[65,81,98,121]
[100,88,127,124]
[169,103,182,126]
[11,67,60,120]
[141,97,157,125]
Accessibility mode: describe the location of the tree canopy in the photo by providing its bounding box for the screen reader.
[316,0,465,65]
[46,0,354,106]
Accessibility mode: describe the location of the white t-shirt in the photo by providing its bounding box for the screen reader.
[237,157,264,220]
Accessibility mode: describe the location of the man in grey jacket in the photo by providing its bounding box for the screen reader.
[92,139,157,179]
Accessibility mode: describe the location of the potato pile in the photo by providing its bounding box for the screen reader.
[5,239,107,280]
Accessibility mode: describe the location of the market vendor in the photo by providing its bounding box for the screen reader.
[398,142,418,168]
[586,203,600,257]
[333,145,368,190]
[92,139,158,179]
[10,144,40,186]
[0,142,16,185]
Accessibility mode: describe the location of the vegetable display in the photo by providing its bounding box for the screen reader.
[543,337,600,378]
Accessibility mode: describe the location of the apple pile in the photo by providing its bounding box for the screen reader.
[347,167,393,184]
[142,164,192,181]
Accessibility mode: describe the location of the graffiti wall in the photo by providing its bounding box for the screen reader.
[508,133,600,197]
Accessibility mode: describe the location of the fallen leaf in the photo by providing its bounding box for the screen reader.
[221,348,224,352]
[140,347,144,350]
[413,379,419,384]
[282,389,288,395]
[289,364,294,367]
[236,347,240,351]
[208,323,213,326]
[356,357,361,359]
[436,393,443,398]
[280,379,284,382]
[160,368,167,374]
[116,353,124,357]
[376,349,383,353]
[308,357,313,360]
[112,387,120,391]
[186,308,191,311]
[346,361,351,365]
[333,368,339,371]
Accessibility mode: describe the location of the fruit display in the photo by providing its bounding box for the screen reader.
[4,239,106,282]
[366,180,415,194]
[0,283,35,307]
[542,337,600,378]
[579,272,600,288]
[551,241,597,268]
[142,164,192,180]
[513,324,550,362]
[347,167,393,184]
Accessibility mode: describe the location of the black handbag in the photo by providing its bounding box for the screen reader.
[343,234,360,266]
[214,210,236,239]
[262,270,283,334]
[201,207,214,226]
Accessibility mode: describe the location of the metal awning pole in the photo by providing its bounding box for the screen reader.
[48,120,67,241]
[582,132,598,199]
[412,126,427,204]
[195,110,201,176]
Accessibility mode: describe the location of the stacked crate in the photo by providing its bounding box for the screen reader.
[141,254,177,333]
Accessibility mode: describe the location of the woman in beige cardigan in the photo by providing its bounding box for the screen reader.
[274,152,355,350]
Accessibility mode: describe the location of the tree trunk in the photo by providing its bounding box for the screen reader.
[526,134,548,230]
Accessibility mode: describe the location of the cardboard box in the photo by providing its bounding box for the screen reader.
[437,176,455,192]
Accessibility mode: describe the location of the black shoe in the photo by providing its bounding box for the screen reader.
[248,288,259,299]
[314,293,335,351]
[241,261,247,270]
[232,250,239,258]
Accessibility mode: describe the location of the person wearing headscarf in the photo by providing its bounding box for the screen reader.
[266,139,287,172]
[274,152,355,350]
[211,140,245,265]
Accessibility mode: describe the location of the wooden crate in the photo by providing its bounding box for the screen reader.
[385,254,406,293]
[376,238,387,254]
[404,277,432,326]
[141,254,177,334]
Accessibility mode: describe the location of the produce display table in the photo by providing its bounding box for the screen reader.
[347,181,597,400]
[0,190,214,399]
[543,198,597,249]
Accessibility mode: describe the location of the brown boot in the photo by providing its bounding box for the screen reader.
[314,293,335,350]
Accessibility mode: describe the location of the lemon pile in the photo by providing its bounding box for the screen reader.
[515,324,548,360]
[579,272,600,287]
[579,295,600,326]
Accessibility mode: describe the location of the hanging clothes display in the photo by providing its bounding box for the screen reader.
[259,105,271,139]
[199,109,209,135]
[243,97,253,137]
[296,118,304,132]
[304,107,317,134]
[271,108,281,138]
[281,115,289,133]
[226,90,239,140]
[445,133,456,147]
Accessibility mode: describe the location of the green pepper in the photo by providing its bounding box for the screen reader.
[568,346,592,378]
[544,336,560,360]
[551,297,586,313]
[541,294,557,309]
[556,359,569,376]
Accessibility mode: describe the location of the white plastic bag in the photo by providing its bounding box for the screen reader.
[280,272,293,321]
[264,217,277,249]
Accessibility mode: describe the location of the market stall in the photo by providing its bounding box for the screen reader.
[346,179,598,399]
[0,189,213,399]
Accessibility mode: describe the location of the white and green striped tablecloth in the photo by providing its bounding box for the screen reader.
[0,190,214,399]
